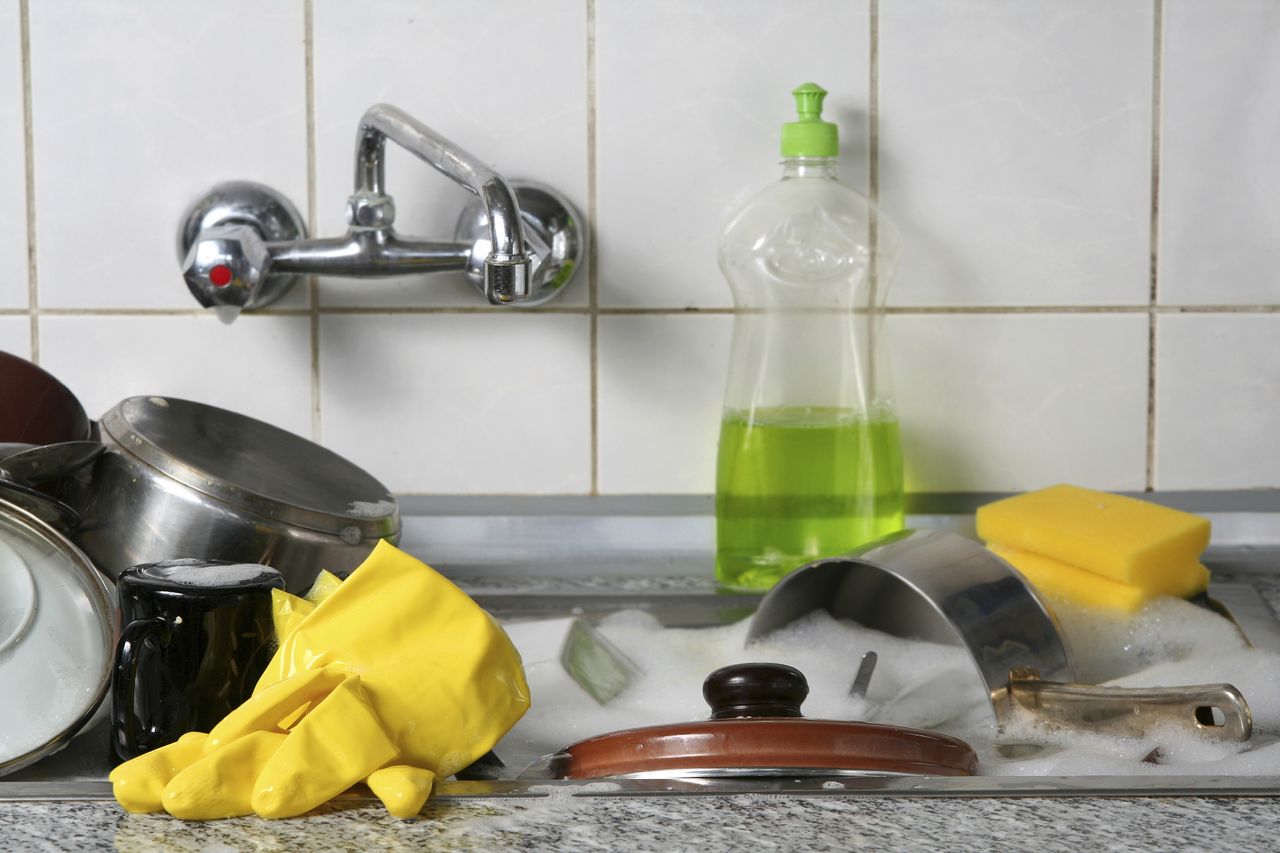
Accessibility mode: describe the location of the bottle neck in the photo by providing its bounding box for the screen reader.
[781,157,837,180]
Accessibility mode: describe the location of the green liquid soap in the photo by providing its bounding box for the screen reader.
[715,407,905,591]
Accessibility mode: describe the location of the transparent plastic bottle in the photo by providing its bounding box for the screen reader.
[715,83,904,592]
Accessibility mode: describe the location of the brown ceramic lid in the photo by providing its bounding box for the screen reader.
[553,663,978,779]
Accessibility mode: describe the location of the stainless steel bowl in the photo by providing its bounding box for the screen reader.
[67,396,400,592]
[748,529,1252,742]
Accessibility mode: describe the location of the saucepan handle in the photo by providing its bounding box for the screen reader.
[1002,672,1252,742]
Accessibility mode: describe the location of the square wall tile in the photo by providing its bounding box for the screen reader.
[0,3,26,309]
[879,0,1153,307]
[30,2,306,309]
[888,313,1149,491]
[1159,0,1280,305]
[312,0,588,309]
[596,0,870,309]
[39,315,312,436]
[0,316,30,359]
[597,314,734,493]
[319,314,591,494]
[1155,314,1280,489]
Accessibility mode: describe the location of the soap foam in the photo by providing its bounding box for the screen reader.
[1050,596,1249,684]
[345,499,396,519]
[498,594,1280,779]
[145,561,276,588]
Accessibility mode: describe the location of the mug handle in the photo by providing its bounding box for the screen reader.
[111,616,171,761]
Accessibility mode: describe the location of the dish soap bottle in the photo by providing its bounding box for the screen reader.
[715,83,904,591]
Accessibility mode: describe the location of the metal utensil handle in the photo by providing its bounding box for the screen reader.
[1004,676,1253,742]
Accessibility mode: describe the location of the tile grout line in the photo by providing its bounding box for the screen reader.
[1146,0,1164,492]
[586,0,599,496]
[304,0,322,445]
[18,0,37,361]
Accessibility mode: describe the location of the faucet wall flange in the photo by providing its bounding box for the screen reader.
[455,181,586,308]
[177,181,308,311]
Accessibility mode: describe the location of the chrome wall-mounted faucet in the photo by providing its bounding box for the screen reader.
[178,104,586,319]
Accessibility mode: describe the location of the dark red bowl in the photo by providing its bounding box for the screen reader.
[0,351,91,444]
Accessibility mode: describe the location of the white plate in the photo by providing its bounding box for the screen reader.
[0,537,35,655]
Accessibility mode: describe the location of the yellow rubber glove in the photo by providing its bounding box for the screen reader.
[270,569,342,644]
[109,732,208,814]
[110,541,529,820]
[270,588,315,645]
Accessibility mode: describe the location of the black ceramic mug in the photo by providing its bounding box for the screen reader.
[110,559,285,763]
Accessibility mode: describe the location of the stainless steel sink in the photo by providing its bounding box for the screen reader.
[5,494,1280,802]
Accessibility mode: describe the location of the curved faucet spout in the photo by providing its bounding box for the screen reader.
[180,105,585,313]
[355,104,532,302]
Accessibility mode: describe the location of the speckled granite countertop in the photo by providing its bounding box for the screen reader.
[3,794,1279,852]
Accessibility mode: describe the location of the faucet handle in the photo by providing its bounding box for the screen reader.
[182,225,272,311]
[177,181,308,317]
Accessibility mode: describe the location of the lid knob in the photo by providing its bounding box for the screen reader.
[702,662,809,719]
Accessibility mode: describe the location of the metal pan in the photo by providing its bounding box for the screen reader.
[65,396,400,592]
[746,529,1252,742]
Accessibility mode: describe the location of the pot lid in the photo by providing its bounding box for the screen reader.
[544,663,978,780]
[0,498,114,776]
[99,396,398,540]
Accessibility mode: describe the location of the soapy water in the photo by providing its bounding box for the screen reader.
[498,595,1280,777]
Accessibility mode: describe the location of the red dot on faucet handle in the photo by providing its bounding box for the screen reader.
[209,265,232,287]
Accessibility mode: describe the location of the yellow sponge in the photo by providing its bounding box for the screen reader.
[976,484,1211,597]
[305,569,344,605]
[989,543,1150,613]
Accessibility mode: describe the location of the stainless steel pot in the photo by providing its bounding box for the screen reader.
[747,529,1252,742]
[67,396,399,592]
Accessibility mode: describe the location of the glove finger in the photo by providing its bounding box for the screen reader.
[206,665,348,752]
[251,674,399,819]
[163,730,287,820]
[366,765,436,820]
[108,732,208,814]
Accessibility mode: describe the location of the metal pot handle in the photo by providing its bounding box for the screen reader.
[1001,667,1252,742]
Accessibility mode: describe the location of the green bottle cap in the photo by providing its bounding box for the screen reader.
[781,82,838,158]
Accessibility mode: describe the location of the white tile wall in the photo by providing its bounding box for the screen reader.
[888,314,1150,492]
[597,314,734,494]
[0,2,25,309]
[1155,314,1280,489]
[29,1,307,309]
[312,0,588,308]
[38,315,313,435]
[1160,0,1280,305]
[0,316,29,358]
[879,0,1154,307]
[2,1,1278,496]
[319,313,591,494]
[596,0,871,309]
